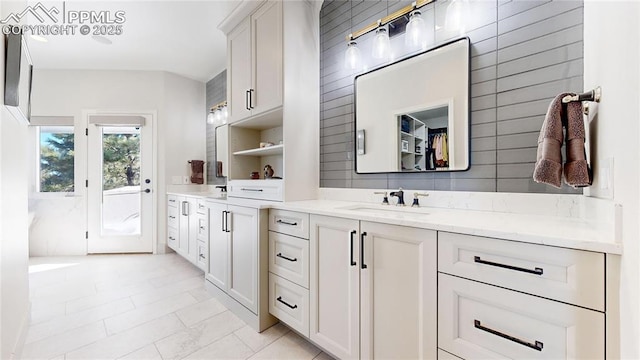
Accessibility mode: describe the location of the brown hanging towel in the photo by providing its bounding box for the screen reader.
[189,160,205,184]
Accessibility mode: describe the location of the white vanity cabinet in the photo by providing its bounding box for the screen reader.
[205,200,275,332]
[437,232,607,359]
[168,195,208,269]
[227,0,282,124]
[308,214,437,359]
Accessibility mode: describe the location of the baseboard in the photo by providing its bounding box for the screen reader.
[9,302,31,360]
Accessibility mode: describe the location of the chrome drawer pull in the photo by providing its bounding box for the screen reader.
[276,219,297,226]
[169,216,176,219]
[199,254,206,260]
[276,253,297,262]
[169,236,175,240]
[169,199,176,203]
[474,256,543,275]
[240,188,263,192]
[276,296,298,310]
[474,320,543,351]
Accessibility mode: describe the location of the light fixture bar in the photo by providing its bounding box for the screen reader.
[209,100,227,112]
[345,0,435,41]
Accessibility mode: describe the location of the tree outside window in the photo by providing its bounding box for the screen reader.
[40,126,74,192]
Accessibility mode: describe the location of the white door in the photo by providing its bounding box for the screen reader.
[207,202,228,290]
[87,114,153,253]
[359,221,437,359]
[309,215,360,360]
[227,205,259,313]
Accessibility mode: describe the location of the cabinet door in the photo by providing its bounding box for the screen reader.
[227,18,252,123]
[251,0,282,115]
[360,221,437,359]
[227,205,259,314]
[187,198,199,264]
[309,215,360,360]
[207,203,228,291]
[178,197,189,256]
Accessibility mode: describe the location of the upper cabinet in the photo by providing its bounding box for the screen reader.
[218,0,319,202]
[227,0,283,124]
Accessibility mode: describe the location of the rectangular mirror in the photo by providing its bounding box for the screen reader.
[215,124,228,177]
[355,37,470,173]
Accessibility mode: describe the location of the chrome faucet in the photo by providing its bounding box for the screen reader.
[389,188,405,206]
[411,192,429,207]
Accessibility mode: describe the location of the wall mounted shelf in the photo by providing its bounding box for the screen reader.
[233,144,284,157]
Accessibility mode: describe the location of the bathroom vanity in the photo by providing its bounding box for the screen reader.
[167,189,620,359]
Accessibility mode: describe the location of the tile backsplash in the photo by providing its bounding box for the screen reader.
[320,0,583,194]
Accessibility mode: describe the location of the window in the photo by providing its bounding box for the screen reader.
[38,126,74,192]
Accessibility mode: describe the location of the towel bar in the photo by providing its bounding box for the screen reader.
[562,86,601,104]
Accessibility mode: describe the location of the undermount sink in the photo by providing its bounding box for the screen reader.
[339,204,430,217]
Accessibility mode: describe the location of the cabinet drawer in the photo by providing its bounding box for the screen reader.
[196,198,208,215]
[196,240,208,271]
[196,215,208,241]
[269,232,308,288]
[269,209,309,239]
[438,274,604,360]
[168,228,178,250]
[228,180,283,201]
[269,274,309,337]
[167,206,179,229]
[438,232,605,311]
[167,195,179,207]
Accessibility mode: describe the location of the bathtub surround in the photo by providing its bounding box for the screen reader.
[320,0,584,193]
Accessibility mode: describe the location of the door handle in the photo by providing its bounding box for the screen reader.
[141,189,151,193]
[360,232,367,269]
[181,201,188,216]
[222,210,227,232]
[350,230,357,266]
[225,211,231,233]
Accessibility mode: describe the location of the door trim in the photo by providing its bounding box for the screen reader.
[82,109,158,254]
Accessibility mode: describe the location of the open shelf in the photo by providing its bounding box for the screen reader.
[233,144,284,156]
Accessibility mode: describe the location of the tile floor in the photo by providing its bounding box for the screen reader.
[24,254,333,360]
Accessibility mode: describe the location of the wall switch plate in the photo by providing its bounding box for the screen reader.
[172,176,182,185]
[598,157,614,199]
[183,176,190,184]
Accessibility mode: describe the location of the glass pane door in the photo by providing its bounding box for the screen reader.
[101,127,141,236]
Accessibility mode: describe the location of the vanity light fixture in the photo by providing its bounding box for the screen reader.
[371,21,391,59]
[444,0,469,33]
[344,0,436,67]
[405,10,427,49]
[206,100,228,126]
[344,38,361,70]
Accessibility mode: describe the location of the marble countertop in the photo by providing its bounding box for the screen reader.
[165,192,621,254]
[270,200,621,255]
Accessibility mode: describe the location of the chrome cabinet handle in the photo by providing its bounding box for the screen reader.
[169,199,176,203]
[276,296,297,310]
[350,230,357,266]
[221,210,226,232]
[225,211,231,233]
[181,201,189,216]
[276,253,297,262]
[474,320,543,351]
[276,219,297,226]
[360,232,367,269]
[168,216,176,219]
[474,256,543,275]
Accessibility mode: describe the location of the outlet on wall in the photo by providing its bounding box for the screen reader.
[598,157,614,199]
[183,176,190,184]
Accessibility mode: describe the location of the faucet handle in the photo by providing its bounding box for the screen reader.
[411,192,429,207]
[373,191,389,205]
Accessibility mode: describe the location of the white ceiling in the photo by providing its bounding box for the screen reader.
[23,1,239,82]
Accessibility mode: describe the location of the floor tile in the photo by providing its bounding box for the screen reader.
[154,310,246,360]
[66,314,185,359]
[183,333,254,360]
[117,344,162,360]
[234,323,289,352]
[21,321,107,359]
[104,292,197,335]
[30,301,66,325]
[314,352,336,360]
[189,287,213,302]
[65,281,156,315]
[27,297,135,344]
[130,275,204,307]
[249,332,322,360]
[175,297,227,327]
